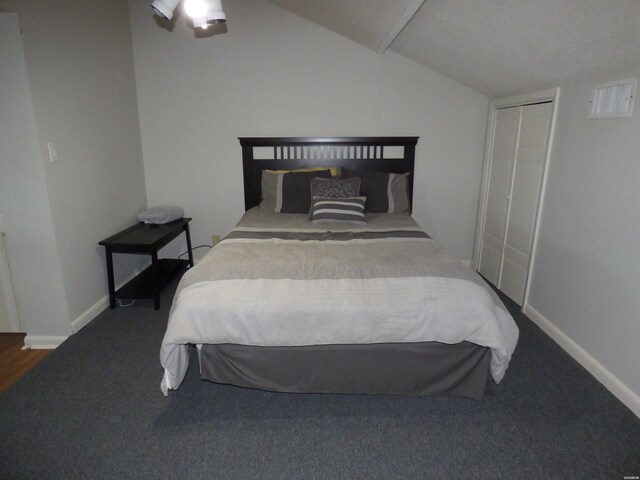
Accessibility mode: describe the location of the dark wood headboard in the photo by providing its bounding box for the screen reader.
[239,136,419,211]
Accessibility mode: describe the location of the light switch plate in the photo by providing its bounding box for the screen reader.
[47,142,58,163]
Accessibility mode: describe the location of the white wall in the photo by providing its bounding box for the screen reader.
[0,14,71,340]
[526,68,640,405]
[1,1,147,340]
[129,0,489,262]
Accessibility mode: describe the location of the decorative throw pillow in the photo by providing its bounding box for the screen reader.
[261,169,332,213]
[309,196,367,225]
[340,168,410,213]
[310,177,361,199]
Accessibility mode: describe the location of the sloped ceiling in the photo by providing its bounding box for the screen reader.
[268,0,640,99]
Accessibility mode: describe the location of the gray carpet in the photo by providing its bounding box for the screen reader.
[1,277,639,479]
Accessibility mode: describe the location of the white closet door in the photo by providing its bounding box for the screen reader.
[478,107,520,285]
[499,102,552,304]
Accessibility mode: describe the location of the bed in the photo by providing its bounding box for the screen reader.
[160,136,519,399]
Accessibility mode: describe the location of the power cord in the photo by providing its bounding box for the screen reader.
[117,299,135,307]
[178,244,212,260]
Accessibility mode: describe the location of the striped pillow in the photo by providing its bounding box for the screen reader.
[309,196,367,225]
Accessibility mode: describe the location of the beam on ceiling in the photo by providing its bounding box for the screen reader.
[376,0,427,54]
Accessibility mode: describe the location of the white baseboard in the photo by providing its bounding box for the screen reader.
[71,296,109,333]
[523,303,640,419]
[22,266,152,350]
[71,265,149,334]
[23,306,105,348]
[24,335,68,349]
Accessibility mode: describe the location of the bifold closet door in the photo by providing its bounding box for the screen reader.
[478,107,520,286]
[479,102,553,305]
[499,102,552,304]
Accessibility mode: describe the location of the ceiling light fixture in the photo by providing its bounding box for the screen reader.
[151,0,181,19]
[151,0,226,29]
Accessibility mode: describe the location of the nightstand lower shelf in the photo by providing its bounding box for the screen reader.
[116,259,189,303]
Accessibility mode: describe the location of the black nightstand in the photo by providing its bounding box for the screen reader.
[99,218,193,310]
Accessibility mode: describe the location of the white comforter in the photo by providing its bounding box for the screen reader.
[160,209,519,395]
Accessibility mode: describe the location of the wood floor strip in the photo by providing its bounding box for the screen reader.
[0,333,52,394]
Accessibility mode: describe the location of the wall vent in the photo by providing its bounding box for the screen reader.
[589,77,636,119]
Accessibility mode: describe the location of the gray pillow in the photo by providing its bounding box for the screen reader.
[340,168,410,213]
[309,196,367,225]
[261,170,332,213]
[310,177,361,199]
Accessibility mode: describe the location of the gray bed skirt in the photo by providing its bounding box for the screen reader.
[198,341,492,400]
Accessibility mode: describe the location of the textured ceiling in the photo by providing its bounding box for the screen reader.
[268,0,640,99]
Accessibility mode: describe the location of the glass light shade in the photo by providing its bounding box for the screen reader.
[183,0,208,19]
[191,0,226,28]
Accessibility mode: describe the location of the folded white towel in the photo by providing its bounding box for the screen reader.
[137,206,184,224]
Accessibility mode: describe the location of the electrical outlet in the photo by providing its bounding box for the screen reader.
[212,234,221,246]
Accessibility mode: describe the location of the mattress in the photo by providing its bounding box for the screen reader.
[160,208,519,396]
